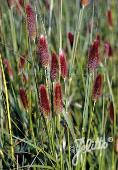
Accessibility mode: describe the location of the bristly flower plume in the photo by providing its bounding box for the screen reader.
[3,59,13,80]
[88,38,100,71]
[109,101,114,123]
[39,84,50,117]
[19,88,28,109]
[37,35,50,67]
[67,32,74,48]
[18,55,26,72]
[104,41,113,58]
[50,52,59,81]
[92,74,103,101]
[54,82,63,114]
[107,9,113,28]
[25,4,36,41]
[59,50,68,79]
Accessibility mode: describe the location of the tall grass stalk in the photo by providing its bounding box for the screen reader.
[0,54,14,162]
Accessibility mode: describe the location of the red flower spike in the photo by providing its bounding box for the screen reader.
[88,39,100,71]
[80,0,89,7]
[37,35,50,67]
[19,88,28,108]
[19,55,26,72]
[18,0,24,7]
[59,50,68,79]
[67,32,74,48]
[109,102,114,123]
[50,52,59,81]
[92,74,103,101]
[104,41,113,57]
[39,84,50,117]
[54,82,63,113]
[25,4,36,41]
[3,59,13,80]
[107,9,113,28]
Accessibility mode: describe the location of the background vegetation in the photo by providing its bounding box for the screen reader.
[0,0,118,169]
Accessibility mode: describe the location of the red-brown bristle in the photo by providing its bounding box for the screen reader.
[107,9,113,28]
[37,35,50,67]
[3,59,13,80]
[50,52,59,81]
[104,41,113,57]
[59,50,68,79]
[54,82,63,113]
[88,39,100,71]
[19,55,26,72]
[19,88,28,108]
[92,74,103,101]
[25,4,36,41]
[109,101,114,123]
[39,84,50,117]
[67,32,74,48]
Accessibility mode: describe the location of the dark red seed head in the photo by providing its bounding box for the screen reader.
[18,0,23,6]
[59,50,68,79]
[92,74,103,101]
[3,59,13,80]
[37,35,50,67]
[67,32,74,48]
[19,88,28,108]
[25,4,36,41]
[104,41,113,57]
[50,52,59,81]
[107,9,113,28]
[109,101,114,123]
[88,39,100,71]
[19,55,26,72]
[39,84,50,117]
[54,82,63,114]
